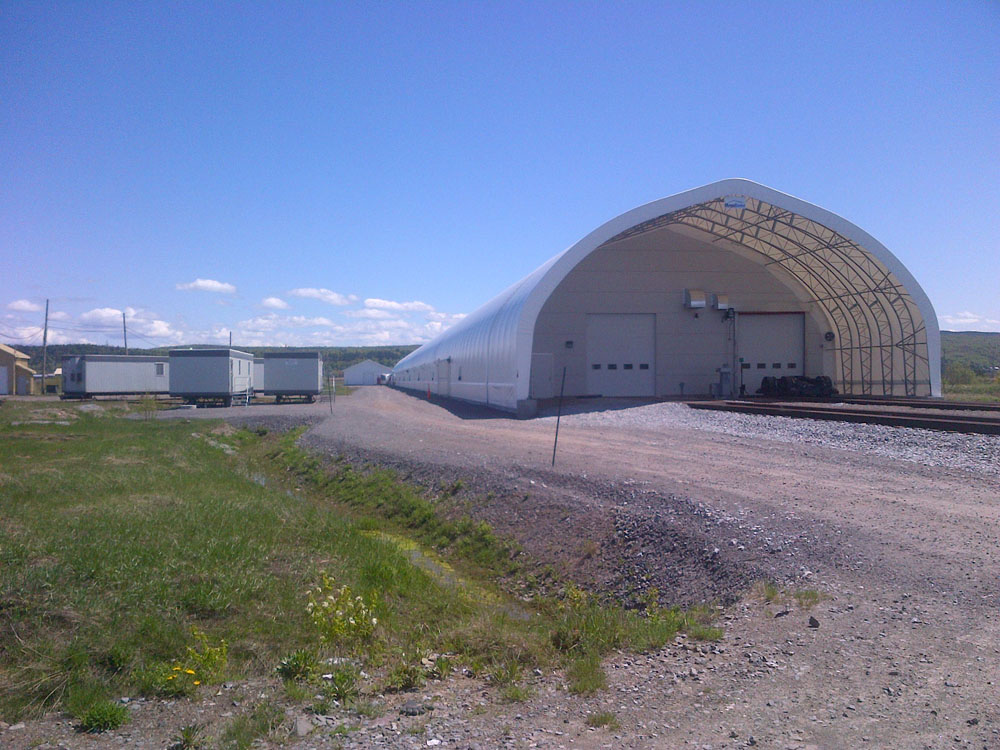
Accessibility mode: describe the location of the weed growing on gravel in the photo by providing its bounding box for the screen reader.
[586,710,619,729]
[349,699,384,718]
[794,589,829,609]
[567,653,607,695]
[170,723,206,750]
[382,653,425,692]
[218,700,284,750]
[275,649,318,682]
[501,683,535,702]
[78,699,130,732]
[323,664,361,702]
[282,679,313,702]
[753,580,782,603]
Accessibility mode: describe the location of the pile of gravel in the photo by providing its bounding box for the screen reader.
[539,401,1000,477]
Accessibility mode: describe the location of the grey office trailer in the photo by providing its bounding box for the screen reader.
[61,355,170,397]
[259,351,323,401]
[169,348,254,406]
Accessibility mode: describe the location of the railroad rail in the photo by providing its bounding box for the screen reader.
[771,396,1000,413]
[687,400,1000,435]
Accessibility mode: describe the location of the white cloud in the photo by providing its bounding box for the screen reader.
[236,314,337,332]
[6,324,80,345]
[80,307,125,325]
[7,299,42,312]
[344,308,395,319]
[49,311,70,321]
[290,288,357,306]
[364,298,434,312]
[78,306,185,345]
[939,311,1000,332]
[261,296,289,309]
[176,278,237,294]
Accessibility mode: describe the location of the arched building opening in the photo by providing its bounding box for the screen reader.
[393,180,940,415]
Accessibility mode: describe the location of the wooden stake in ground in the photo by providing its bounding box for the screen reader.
[551,366,567,467]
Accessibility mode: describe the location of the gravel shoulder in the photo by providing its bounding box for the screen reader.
[299,388,1000,749]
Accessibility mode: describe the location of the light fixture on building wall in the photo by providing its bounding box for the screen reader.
[684,289,706,309]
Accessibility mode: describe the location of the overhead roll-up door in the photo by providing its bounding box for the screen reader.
[585,313,655,396]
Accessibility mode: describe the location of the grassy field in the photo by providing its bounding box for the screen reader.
[0,400,718,739]
[942,381,1000,403]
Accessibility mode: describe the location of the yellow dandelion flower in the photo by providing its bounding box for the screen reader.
[172,666,182,671]
[185,669,195,675]
[167,675,175,680]
[193,680,201,685]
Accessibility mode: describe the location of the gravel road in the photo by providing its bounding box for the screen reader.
[11,390,995,749]
[303,389,1000,748]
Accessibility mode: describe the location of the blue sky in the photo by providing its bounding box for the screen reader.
[3,1,998,348]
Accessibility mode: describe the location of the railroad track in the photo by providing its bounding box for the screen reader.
[687,400,1000,435]
[781,396,1000,413]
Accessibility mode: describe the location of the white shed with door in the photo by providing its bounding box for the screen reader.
[169,348,254,405]
[343,359,390,386]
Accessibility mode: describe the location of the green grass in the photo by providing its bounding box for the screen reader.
[217,700,284,749]
[0,400,721,723]
[942,381,1000,403]
[585,710,619,729]
[78,699,130,733]
[792,589,826,609]
[566,653,606,695]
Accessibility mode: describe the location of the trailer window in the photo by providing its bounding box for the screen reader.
[155,363,164,376]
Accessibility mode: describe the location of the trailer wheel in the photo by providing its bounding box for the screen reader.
[307,395,315,403]
[224,396,233,407]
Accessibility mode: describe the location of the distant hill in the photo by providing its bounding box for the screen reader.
[940,331,1000,376]
[17,344,419,377]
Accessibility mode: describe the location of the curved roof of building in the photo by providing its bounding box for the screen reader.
[395,179,940,407]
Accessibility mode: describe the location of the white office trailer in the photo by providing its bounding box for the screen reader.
[168,348,254,406]
[344,359,391,386]
[61,355,170,398]
[258,351,323,402]
[392,179,941,416]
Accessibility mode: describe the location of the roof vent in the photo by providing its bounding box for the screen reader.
[712,293,731,310]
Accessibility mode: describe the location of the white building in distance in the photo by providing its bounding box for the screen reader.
[344,359,391,386]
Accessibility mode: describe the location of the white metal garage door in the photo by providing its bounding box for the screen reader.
[737,313,804,395]
[586,314,655,396]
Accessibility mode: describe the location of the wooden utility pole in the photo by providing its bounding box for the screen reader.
[122,311,128,355]
[229,331,232,347]
[41,299,49,394]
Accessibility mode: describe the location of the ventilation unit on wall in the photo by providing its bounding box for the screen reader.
[684,289,707,309]
[712,293,731,310]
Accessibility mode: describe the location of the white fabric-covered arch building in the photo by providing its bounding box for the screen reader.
[393,179,940,416]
